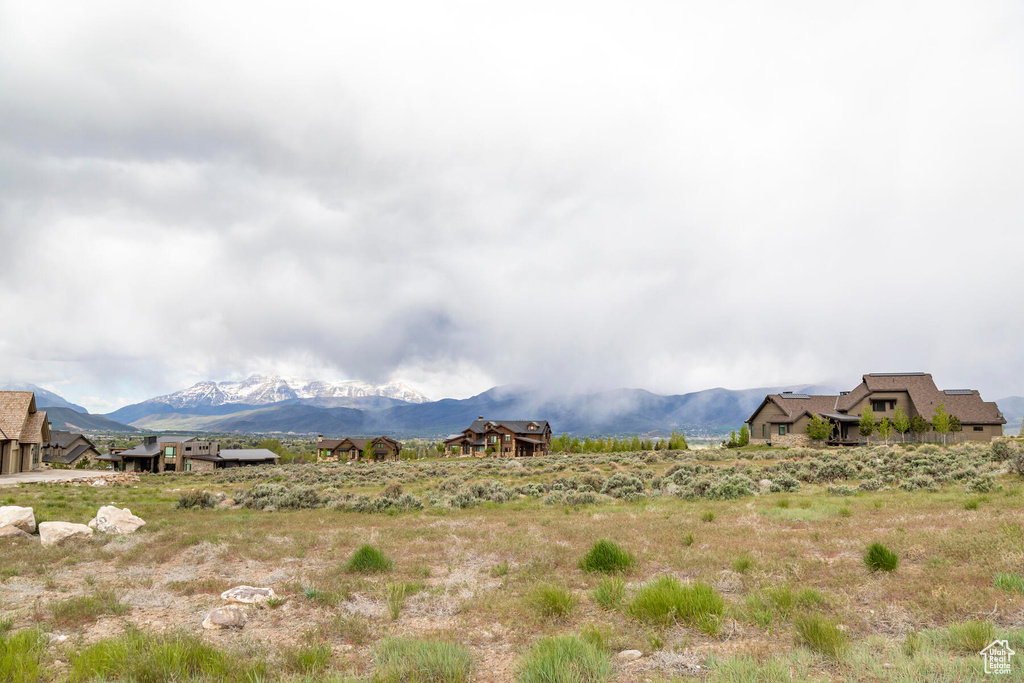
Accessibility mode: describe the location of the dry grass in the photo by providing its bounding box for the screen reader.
[0,444,1021,681]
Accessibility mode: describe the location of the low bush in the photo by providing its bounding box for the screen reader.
[375,636,474,683]
[176,489,218,509]
[793,613,849,659]
[579,540,634,573]
[516,635,611,683]
[628,576,723,634]
[864,542,899,572]
[345,544,393,574]
[600,474,645,500]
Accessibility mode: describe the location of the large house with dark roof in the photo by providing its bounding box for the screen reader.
[0,391,50,474]
[102,436,280,472]
[315,436,402,462]
[747,373,1005,446]
[42,431,100,468]
[444,418,552,457]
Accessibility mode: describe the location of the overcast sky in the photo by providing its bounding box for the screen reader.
[2,1,1023,413]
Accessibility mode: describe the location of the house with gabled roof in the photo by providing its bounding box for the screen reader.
[315,436,402,462]
[0,391,50,474]
[747,373,1005,446]
[42,430,101,468]
[444,417,551,457]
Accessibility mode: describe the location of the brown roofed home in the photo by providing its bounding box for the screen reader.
[0,391,50,474]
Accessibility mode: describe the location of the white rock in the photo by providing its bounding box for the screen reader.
[38,522,94,547]
[221,586,276,605]
[0,506,36,533]
[89,506,146,534]
[0,524,31,539]
[759,479,772,490]
[615,650,643,661]
[202,605,248,630]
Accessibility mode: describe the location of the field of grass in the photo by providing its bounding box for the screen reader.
[1,441,1023,681]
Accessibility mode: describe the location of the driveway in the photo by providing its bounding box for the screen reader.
[0,469,116,487]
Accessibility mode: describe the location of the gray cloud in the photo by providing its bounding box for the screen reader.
[2,1,1023,411]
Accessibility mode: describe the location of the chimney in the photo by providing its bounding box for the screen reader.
[478,415,484,421]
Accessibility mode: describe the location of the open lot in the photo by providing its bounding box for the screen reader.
[2,441,1024,681]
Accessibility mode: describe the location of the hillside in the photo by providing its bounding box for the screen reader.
[44,407,138,433]
[0,382,88,413]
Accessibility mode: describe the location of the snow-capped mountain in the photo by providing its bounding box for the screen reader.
[156,375,430,409]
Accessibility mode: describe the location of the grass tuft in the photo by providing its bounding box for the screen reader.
[281,642,331,675]
[528,584,577,619]
[863,542,899,572]
[385,582,407,620]
[942,620,995,654]
[793,613,849,660]
[0,628,47,683]
[701,511,716,523]
[579,540,634,573]
[345,544,393,574]
[374,636,473,683]
[51,589,129,628]
[732,553,754,574]
[516,635,611,683]
[628,576,723,634]
[592,576,625,610]
[994,572,1024,593]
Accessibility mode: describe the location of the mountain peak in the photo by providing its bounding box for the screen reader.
[151,375,430,409]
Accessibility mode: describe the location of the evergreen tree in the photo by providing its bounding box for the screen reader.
[892,406,911,444]
[859,406,877,444]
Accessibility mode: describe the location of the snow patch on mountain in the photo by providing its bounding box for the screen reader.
[154,375,430,408]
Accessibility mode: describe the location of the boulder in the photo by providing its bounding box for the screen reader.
[88,506,146,534]
[0,506,36,533]
[615,650,643,661]
[221,586,276,605]
[0,524,31,539]
[39,522,94,547]
[202,605,248,630]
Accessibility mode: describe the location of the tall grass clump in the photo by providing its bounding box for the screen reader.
[281,642,332,675]
[628,576,723,634]
[374,637,473,683]
[579,540,634,573]
[385,582,407,620]
[68,628,266,683]
[0,628,47,683]
[994,572,1024,593]
[345,544,393,573]
[942,620,995,654]
[51,589,130,627]
[529,584,577,619]
[592,576,626,610]
[793,613,849,660]
[863,542,899,572]
[516,635,611,683]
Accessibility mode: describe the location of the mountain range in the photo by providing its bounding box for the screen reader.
[6,377,1022,438]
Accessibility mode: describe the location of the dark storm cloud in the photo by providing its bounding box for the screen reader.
[2,1,1024,411]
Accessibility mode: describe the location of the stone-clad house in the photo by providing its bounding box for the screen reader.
[101,436,279,472]
[747,373,1005,446]
[0,391,49,474]
[444,418,551,457]
[42,430,101,467]
[316,436,402,462]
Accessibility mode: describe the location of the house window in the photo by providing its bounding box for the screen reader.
[164,446,176,460]
[973,426,984,432]
[762,424,766,437]
[489,435,497,443]
[872,401,886,412]
[779,425,787,436]
[504,434,510,441]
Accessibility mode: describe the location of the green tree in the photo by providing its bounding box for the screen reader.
[932,403,951,445]
[891,406,910,444]
[859,406,876,444]
[738,424,750,447]
[668,429,688,450]
[363,439,375,462]
[877,417,893,445]
[949,415,962,443]
[806,414,833,444]
[909,414,930,442]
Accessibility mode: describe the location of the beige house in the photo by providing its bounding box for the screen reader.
[42,431,101,467]
[747,373,1005,446]
[0,391,50,474]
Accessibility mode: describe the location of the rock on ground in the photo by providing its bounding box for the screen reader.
[221,586,276,605]
[88,506,146,534]
[0,524,32,539]
[0,506,36,533]
[202,605,248,630]
[616,650,643,661]
[38,521,94,547]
